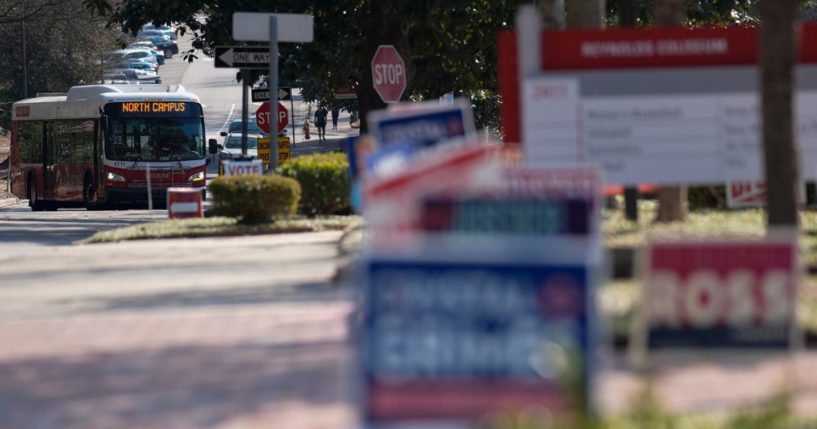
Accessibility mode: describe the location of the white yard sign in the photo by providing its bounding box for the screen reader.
[523,77,817,185]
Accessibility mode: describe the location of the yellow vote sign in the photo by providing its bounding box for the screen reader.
[257,137,272,167]
[278,136,291,163]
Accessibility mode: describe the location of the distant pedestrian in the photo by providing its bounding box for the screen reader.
[331,107,340,131]
[315,105,328,142]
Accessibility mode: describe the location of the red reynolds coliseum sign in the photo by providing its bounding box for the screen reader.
[498,24,817,145]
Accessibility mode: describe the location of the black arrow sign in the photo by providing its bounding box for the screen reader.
[214,46,271,69]
[252,87,291,102]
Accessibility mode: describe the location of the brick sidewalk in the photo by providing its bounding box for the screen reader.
[0,306,356,429]
[0,232,359,429]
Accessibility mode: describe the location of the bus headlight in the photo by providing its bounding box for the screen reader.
[106,172,126,182]
[188,171,205,183]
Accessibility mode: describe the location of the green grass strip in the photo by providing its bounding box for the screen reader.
[83,215,363,244]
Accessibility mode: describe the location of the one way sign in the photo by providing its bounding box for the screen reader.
[214,46,270,69]
[252,87,291,102]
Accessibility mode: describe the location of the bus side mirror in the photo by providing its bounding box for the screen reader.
[219,131,227,137]
[208,138,218,155]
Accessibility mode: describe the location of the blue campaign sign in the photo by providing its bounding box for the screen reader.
[367,99,476,148]
[420,197,595,236]
[344,136,360,178]
[363,259,595,424]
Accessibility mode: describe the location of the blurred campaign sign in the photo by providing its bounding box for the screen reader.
[419,166,603,237]
[726,181,806,208]
[367,99,476,149]
[363,143,498,239]
[363,257,595,426]
[637,239,798,352]
[727,181,766,208]
[499,24,817,185]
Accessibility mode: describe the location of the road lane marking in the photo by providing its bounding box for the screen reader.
[219,103,236,133]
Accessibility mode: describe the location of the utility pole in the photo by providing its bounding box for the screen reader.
[21,21,27,99]
[654,0,688,223]
[760,0,800,229]
[621,0,639,222]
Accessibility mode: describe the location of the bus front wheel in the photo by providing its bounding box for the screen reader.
[83,174,100,210]
[28,178,44,212]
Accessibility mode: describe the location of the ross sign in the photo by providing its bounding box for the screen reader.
[371,45,407,104]
[277,136,291,163]
[223,160,263,176]
[252,87,291,102]
[257,137,271,167]
[232,12,314,42]
[367,99,475,148]
[640,240,798,350]
[214,46,272,69]
[364,258,593,424]
[167,187,203,219]
[255,101,288,134]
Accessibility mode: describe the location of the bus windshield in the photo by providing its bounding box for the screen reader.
[106,117,205,161]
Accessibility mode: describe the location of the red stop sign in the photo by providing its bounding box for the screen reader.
[255,101,288,134]
[371,45,407,104]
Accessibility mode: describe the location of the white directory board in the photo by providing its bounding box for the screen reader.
[523,76,817,185]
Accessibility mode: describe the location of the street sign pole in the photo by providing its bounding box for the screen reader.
[241,68,249,156]
[290,95,296,144]
[269,16,279,171]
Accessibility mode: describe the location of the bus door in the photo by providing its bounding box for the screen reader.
[43,123,57,200]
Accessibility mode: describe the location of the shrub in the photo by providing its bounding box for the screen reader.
[688,185,727,211]
[208,174,301,223]
[277,152,351,216]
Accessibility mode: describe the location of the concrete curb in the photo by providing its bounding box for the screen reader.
[0,198,19,208]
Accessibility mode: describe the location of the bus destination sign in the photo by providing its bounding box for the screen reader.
[106,101,201,117]
[120,102,188,113]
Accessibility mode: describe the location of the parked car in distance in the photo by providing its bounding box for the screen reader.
[221,118,267,137]
[139,35,179,58]
[137,29,166,40]
[126,42,165,65]
[141,23,177,40]
[219,132,262,160]
[106,49,158,70]
[103,69,162,84]
[113,60,159,74]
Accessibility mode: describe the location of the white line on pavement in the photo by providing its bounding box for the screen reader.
[220,103,236,133]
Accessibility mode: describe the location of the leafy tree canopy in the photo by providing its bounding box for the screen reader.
[0,0,121,128]
[103,0,801,131]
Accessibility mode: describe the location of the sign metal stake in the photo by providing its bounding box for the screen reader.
[269,16,279,172]
[241,68,249,156]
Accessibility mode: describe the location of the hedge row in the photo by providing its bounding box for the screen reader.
[208,152,351,223]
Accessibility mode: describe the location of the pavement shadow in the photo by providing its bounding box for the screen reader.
[58,280,353,315]
[0,339,356,428]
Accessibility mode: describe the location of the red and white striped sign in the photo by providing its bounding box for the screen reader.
[167,187,203,219]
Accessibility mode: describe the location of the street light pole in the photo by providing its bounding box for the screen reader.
[22,21,27,99]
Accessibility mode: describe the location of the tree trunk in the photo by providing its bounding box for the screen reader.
[654,0,688,222]
[760,0,800,229]
[540,0,566,29]
[620,0,639,221]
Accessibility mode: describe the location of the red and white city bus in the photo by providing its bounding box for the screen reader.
[8,84,213,210]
